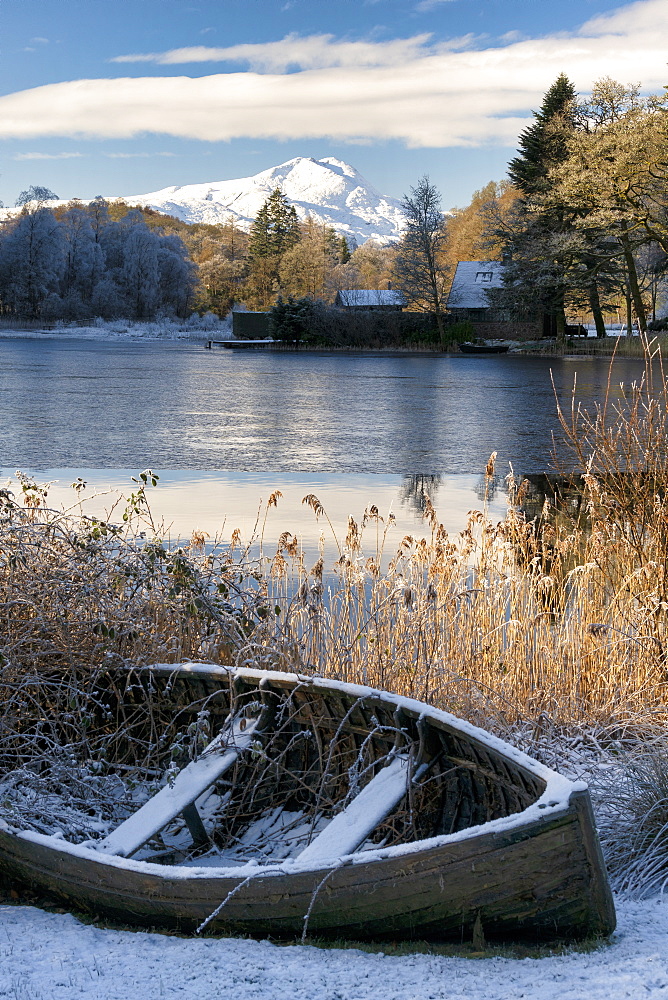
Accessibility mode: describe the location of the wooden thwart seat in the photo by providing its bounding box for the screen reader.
[297,754,411,865]
[97,715,261,858]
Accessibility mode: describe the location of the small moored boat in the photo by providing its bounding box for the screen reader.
[459,343,510,355]
[0,664,615,941]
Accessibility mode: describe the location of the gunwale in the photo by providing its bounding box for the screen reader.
[0,662,616,941]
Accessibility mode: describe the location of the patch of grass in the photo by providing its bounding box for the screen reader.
[299,934,610,960]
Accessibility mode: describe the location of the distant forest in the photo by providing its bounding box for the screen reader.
[0,192,197,322]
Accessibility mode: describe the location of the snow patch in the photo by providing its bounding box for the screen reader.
[117,157,406,246]
[0,896,664,999]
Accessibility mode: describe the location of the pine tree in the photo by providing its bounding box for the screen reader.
[248,203,272,259]
[247,189,302,307]
[503,74,580,340]
[338,235,352,264]
[508,74,578,196]
[248,189,301,258]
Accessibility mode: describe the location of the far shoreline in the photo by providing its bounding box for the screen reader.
[0,323,659,358]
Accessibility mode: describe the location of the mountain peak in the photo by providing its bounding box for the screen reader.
[118,157,405,245]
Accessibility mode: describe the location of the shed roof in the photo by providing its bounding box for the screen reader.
[447,261,505,310]
[336,289,407,308]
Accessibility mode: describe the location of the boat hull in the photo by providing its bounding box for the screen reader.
[0,791,611,941]
[0,665,615,942]
[459,344,510,354]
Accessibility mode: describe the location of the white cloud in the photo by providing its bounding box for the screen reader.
[1,0,666,150]
[499,30,525,43]
[415,0,457,10]
[105,151,176,158]
[109,33,446,70]
[13,151,83,160]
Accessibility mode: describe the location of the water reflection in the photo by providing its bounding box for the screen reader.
[0,468,510,560]
[0,338,649,475]
[398,474,443,515]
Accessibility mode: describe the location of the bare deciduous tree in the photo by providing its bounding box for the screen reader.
[393,176,447,337]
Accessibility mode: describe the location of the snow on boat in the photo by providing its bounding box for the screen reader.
[0,663,615,942]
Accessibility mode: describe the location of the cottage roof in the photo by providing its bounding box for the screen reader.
[335,289,407,308]
[447,261,504,310]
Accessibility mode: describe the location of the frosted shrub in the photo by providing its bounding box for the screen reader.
[186,311,221,331]
[0,473,272,795]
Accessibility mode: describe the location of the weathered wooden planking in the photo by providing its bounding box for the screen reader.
[97,715,260,858]
[0,790,614,940]
[297,755,410,864]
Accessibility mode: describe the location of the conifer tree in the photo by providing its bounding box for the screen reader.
[503,74,580,340]
[508,74,578,196]
[248,189,301,258]
[247,188,302,307]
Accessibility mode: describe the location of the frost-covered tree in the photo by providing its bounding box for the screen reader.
[0,196,201,321]
[59,203,104,316]
[0,207,65,318]
[15,185,58,208]
[393,176,448,336]
[120,218,161,319]
[157,233,198,317]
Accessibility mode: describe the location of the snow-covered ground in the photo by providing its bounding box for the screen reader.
[0,315,229,342]
[0,896,666,999]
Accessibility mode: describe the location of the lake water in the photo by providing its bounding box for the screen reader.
[0,337,646,547]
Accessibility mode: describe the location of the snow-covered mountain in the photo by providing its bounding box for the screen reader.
[117,157,406,245]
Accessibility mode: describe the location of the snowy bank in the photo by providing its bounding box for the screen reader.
[0,896,666,1000]
[0,314,229,343]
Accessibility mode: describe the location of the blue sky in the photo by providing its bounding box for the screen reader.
[0,0,666,211]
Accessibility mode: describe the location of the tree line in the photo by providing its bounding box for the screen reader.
[0,188,197,321]
[390,74,668,341]
[486,75,667,337]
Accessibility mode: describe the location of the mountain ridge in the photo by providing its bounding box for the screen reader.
[117,156,406,245]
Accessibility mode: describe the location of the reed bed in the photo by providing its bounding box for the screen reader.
[4,334,668,894]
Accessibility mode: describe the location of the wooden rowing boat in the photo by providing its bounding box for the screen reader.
[0,663,615,942]
[459,343,510,355]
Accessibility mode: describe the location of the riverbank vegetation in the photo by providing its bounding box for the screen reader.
[4,342,668,891]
